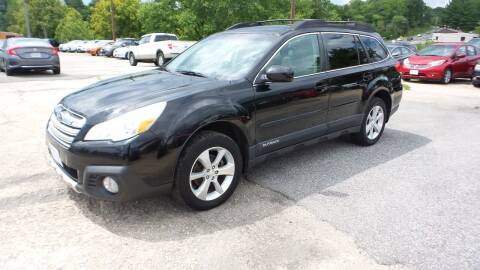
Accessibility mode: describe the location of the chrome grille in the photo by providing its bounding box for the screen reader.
[47,105,86,148]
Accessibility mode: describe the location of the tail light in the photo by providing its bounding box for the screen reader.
[168,43,173,50]
[6,47,18,56]
[52,47,59,56]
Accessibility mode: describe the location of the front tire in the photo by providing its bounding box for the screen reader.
[352,97,387,146]
[442,68,452,84]
[129,53,138,66]
[174,131,243,210]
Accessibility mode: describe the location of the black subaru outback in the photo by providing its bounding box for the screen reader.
[46,20,402,210]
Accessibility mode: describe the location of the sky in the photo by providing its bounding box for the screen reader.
[82,0,449,8]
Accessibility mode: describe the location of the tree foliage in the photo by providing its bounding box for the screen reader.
[55,7,93,42]
[89,0,141,39]
[442,0,479,31]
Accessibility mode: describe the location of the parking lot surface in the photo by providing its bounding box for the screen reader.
[1,53,479,270]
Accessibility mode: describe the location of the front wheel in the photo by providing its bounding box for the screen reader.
[442,68,452,84]
[174,131,243,210]
[129,53,138,66]
[352,97,387,146]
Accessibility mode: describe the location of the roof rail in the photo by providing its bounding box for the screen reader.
[294,20,375,32]
[226,19,302,30]
[226,19,375,33]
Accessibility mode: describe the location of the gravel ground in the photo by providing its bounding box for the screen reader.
[0,53,479,269]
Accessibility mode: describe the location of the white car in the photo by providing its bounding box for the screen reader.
[113,45,135,59]
[128,33,196,66]
[59,40,81,52]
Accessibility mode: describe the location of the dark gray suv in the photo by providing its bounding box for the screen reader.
[0,38,61,76]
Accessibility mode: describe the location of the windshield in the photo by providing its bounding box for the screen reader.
[165,33,279,80]
[419,45,456,56]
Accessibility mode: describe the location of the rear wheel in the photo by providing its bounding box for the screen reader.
[5,66,13,76]
[352,97,387,146]
[174,131,242,210]
[442,68,452,84]
[129,53,138,66]
[53,67,61,75]
[155,51,165,66]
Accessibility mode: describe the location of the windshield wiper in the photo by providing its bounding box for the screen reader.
[175,70,207,78]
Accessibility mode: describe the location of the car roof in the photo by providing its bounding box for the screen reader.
[431,42,465,46]
[224,20,379,38]
[142,33,176,37]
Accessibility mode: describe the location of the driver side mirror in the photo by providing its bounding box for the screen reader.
[455,53,466,59]
[266,65,294,82]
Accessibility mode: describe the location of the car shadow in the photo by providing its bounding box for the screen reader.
[71,128,430,242]
[246,128,431,200]
[404,78,471,85]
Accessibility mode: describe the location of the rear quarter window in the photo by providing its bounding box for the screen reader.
[359,36,388,62]
[323,33,359,69]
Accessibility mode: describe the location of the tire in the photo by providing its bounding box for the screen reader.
[129,53,138,66]
[473,83,480,88]
[403,78,410,82]
[174,131,243,210]
[124,52,128,60]
[442,68,452,84]
[0,60,4,72]
[352,97,387,146]
[155,51,165,66]
[5,66,13,76]
[53,67,61,75]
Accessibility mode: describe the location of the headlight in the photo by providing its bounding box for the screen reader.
[475,64,480,72]
[428,60,446,67]
[403,58,411,68]
[84,102,167,142]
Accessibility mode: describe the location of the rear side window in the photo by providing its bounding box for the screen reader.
[267,34,321,77]
[355,36,369,64]
[154,35,177,42]
[359,36,388,62]
[467,46,476,56]
[324,33,359,69]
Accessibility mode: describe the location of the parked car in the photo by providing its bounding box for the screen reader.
[397,43,480,84]
[391,41,417,52]
[472,62,480,87]
[76,40,96,53]
[59,40,80,52]
[113,43,137,59]
[89,40,113,56]
[46,20,402,210]
[98,38,137,57]
[0,38,60,76]
[128,33,195,66]
[386,43,416,62]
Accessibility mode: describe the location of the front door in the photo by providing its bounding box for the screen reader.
[254,33,329,155]
[451,46,469,77]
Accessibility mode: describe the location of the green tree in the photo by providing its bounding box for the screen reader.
[28,0,66,38]
[443,0,477,31]
[55,7,93,42]
[140,0,179,34]
[405,0,427,27]
[90,0,141,39]
[65,0,89,19]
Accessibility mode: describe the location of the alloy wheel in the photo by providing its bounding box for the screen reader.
[366,105,384,140]
[189,147,235,201]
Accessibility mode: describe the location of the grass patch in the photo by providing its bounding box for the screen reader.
[403,83,411,91]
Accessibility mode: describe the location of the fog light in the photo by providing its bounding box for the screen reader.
[102,177,119,194]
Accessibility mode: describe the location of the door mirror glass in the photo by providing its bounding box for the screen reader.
[266,65,294,82]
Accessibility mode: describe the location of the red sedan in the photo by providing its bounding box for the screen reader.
[397,43,480,84]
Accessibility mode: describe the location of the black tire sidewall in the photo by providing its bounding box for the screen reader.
[356,97,387,146]
[175,131,243,210]
[156,52,164,66]
[129,53,137,66]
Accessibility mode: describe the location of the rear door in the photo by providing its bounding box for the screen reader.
[322,33,367,132]
[254,33,330,155]
[466,45,479,76]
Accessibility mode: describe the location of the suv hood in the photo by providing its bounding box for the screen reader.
[61,69,227,123]
[408,55,450,64]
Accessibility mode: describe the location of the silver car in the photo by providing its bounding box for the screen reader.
[0,38,60,76]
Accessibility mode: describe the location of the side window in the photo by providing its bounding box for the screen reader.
[392,48,401,56]
[324,33,359,69]
[359,36,388,62]
[139,36,150,45]
[266,34,321,77]
[355,36,369,64]
[457,46,466,56]
[401,47,411,55]
[154,35,177,42]
[467,46,476,56]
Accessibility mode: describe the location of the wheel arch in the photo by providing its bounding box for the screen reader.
[367,87,392,122]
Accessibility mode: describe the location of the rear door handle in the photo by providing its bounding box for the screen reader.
[315,82,329,93]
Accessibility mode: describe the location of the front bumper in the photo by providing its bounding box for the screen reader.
[46,131,173,202]
[398,65,445,81]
